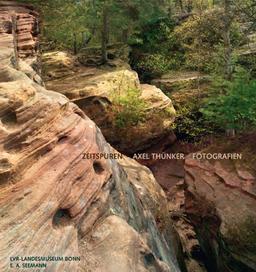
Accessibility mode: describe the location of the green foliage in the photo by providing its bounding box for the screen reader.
[130,17,184,80]
[130,17,176,52]
[174,9,243,72]
[173,93,216,141]
[201,70,256,131]
[135,54,171,79]
[22,0,172,53]
[175,106,211,140]
[238,54,256,78]
[112,89,147,128]
[21,0,91,52]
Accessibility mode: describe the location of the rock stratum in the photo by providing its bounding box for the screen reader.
[184,152,256,272]
[0,3,183,272]
[136,135,256,272]
[166,140,256,272]
[0,1,39,58]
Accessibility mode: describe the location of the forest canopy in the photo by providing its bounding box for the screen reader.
[17,0,256,137]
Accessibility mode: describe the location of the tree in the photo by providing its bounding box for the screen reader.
[201,70,256,133]
[222,0,233,80]
[93,0,171,63]
[17,0,172,59]
[232,0,256,29]
[101,1,109,63]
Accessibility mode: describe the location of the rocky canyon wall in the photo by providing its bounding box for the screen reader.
[0,1,39,58]
[183,154,256,272]
[0,2,183,272]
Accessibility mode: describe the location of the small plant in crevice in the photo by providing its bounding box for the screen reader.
[111,88,147,129]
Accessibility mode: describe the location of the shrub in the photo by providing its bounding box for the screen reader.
[238,54,256,78]
[112,89,147,128]
[129,17,184,80]
[135,54,171,80]
[129,17,176,53]
[173,96,216,141]
[171,87,218,141]
[201,70,256,131]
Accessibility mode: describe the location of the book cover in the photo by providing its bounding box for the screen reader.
[0,1,255,271]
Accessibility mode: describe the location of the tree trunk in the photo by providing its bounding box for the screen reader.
[226,128,236,137]
[101,4,108,64]
[122,29,128,43]
[223,0,232,80]
[11,13,19,69]
[73,33,77,55]
[167,0,172,18]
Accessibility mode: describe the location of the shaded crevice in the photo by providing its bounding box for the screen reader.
[1,110,17,126]
[52,208,72,228]
[93,161,105,174]
[57,135,68,143]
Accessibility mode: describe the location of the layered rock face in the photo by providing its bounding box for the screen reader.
[0,1,39,58]
[166,141,256,272]
[0,3,182,272]
[139,134,256,272]
[42,52,176,154]
[184,154,256,272]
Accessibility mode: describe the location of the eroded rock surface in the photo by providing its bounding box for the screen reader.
[0,3,182,272]
[141,136,256,272]
[0,1,39,58]
[184,154,256,272]
[166,139,256,272]
[42,51,176,154]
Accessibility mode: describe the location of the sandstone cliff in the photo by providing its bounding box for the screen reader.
[183,149,256,272]
[0,3,183,272]
[166,139,256,272]
[0,1,39,58]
